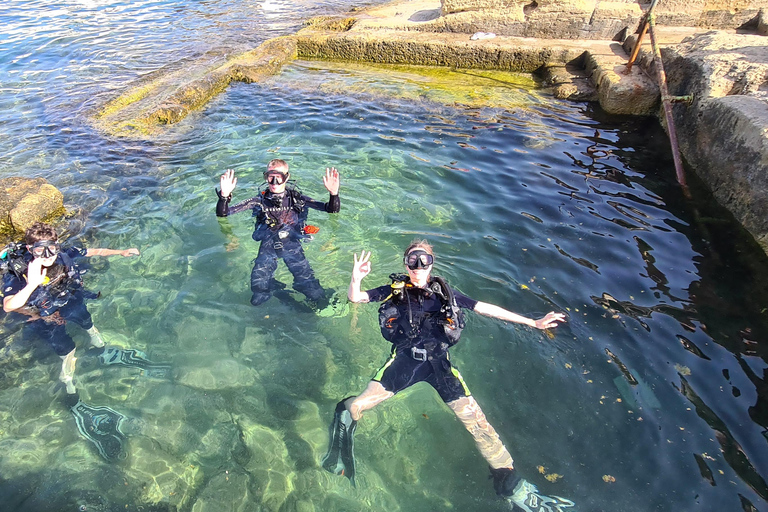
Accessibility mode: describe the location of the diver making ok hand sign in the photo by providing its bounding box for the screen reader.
[323,240,574,512]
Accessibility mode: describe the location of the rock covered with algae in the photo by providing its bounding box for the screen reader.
[0,177,65,241]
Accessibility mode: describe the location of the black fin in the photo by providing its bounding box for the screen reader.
[321,398,357,487]
[99,348,171,377]
[70,400,127,462]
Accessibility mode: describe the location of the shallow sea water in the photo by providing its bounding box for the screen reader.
[1,1,768,511]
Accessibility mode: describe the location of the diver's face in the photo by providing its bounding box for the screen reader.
[265,167,289,194]
[405,249,433,285]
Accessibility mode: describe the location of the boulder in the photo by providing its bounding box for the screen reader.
[0,177,65,240]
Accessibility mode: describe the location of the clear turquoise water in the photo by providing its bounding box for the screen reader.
[1,1,768,511]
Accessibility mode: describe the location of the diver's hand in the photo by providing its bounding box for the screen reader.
[534,312,567,330]
[323,167,340,195]
[352,250,371,282]
[26,258,48,288]
[121,248,140,257]
[220,169,237,197]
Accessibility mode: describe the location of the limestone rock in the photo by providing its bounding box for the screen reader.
[586,46,659,115]
[759,7,768,35]
[0,177,65,240]
[236,416,295,511]
[639,0,768,28]
[126,436,203,510]
[191,470,259,512]
[660,31,768,252]
[178,358,257,390]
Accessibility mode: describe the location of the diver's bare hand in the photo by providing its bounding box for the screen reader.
[121,248,140,257]
[323,167,340,195]
[534,312,567,330]
[26,258,48,288]
[352,250,371,282]
[220,169,237,197]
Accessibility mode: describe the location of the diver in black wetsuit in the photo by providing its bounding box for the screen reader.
[323,240,576,512]
[215,159,340,307]
[1,222,152,462]
[1,222,141,395]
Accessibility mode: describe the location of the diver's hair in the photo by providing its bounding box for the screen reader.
[403,239,434,259]
[267,159,289,173]
[25,222,58,245]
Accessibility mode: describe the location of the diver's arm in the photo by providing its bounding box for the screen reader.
[474,301,566,330]
[216,189,232,216]
[86,248,140,257]
[2,260,45,312]
[348,250,372,303]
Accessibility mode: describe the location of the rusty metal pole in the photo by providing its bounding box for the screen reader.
[625,20,649,73]
[625,0,658,73]
[648,13,691,198]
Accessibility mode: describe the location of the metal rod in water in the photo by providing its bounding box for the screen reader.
[648,13,690,198]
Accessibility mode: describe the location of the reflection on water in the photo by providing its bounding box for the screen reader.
[1,1,768,511]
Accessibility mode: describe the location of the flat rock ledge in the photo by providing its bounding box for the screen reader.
[89,0,768,255]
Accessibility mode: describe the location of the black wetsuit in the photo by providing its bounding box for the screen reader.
[1,246,97,356]
[366,279,478,403]
[216,185,340,306]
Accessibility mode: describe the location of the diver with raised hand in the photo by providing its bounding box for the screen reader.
[215,159,340,308]
[1,222,165,461]
[322,240,576,511]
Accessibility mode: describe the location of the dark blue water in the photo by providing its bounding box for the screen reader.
[1,1,767,511]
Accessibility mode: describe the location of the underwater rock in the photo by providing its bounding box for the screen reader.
[126,435,203,510]
[178,358,257,390]
[93,38,298,138]
[190,470,258,512]
[236,416,295,511]
[0,177,65,241]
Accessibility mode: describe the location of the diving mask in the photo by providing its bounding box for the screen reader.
[30,240,61,258]
[404,250,433,270]
[264,170,288,185]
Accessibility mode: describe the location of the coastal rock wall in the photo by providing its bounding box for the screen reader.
[437,0,768,39]
[648,32,768,251]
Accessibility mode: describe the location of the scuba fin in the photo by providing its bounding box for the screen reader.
[321,398,357,487]
[70,399,128,462]
[99,347,172,378]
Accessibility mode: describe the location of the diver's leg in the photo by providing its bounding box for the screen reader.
[447,395,514,469]
[60,348,77,395]
[345,381,394,421]
[447,396,575,510]
[86,326,105,348]
[60,295,103,347]
[282,241,325,302]
[322,382,393,486]
[250,242,278,306]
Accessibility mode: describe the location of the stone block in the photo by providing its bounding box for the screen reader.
[586,2,643,39]
[441,0,520,15]
[586,51,659,115]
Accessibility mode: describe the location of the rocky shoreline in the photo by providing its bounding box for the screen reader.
[86,0,768,254]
